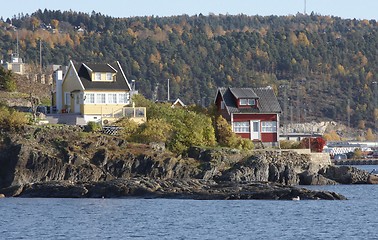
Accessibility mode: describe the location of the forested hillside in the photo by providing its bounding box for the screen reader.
[1,10,378,128]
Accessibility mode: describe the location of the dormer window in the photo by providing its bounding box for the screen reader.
[95,72,101,81]
[240,98,255,106]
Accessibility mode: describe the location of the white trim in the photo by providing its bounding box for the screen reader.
[107,63,118,73]
[82,63,93,72]
[116,61,132,91]
[261,121,277,133]
[250,120,261,140]
[63,60,85,90]
[84,91,130,105]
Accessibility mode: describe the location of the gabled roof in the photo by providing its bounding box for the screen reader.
[229,88,259,99]
[84,63,118,73]
[217,87,281,114]
[72,61,131,91]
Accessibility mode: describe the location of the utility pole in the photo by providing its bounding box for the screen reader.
[39,39,42,74]
[167,78,170,101]
[297,81,301,124]
[373,82,378,133]
[347,99,351,130]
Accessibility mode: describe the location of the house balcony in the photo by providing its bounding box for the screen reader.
[99,106,147,125]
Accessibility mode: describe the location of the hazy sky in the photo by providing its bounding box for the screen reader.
[1,0,377,20]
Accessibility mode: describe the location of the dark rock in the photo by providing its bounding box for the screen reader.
[319,165,370,184]
[9,179,346,200]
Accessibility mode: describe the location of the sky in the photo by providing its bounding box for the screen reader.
[0,0,378,21]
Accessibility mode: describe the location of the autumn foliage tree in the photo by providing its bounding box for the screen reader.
[300,137,326,152]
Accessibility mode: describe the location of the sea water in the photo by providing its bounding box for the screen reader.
[1,166,377,240]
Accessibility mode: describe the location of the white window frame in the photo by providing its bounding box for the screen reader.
[248,99,255,105]
[64,92,71,105]
[106,73,112,80]
[221,101,225,109]
[261,121,277,133]
[240,98,255,106]
[95,72,101,81]
[108,93,117,104]
[85,93,95,104]
[118,93,129,104]
[240,99,248,106]
[233,121,250,133]
[96,93,106,104]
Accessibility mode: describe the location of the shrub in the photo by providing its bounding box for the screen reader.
[0,106,28,131]
[280,140,302,149]
[84,121,101,132]
[300,137,327,152]
[133,118,172,143]
[115,118,140,141]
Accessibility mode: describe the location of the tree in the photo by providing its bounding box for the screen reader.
[51,19,59,30]
[0,66,16,92]
[300,137,326,152]
[365,128,375,141]
[323,130,341,141]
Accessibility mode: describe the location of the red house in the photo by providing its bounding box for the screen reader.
[215,87,282,147]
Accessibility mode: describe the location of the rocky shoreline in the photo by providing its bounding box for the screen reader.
[0,126,373,200]
[1,178,346,200]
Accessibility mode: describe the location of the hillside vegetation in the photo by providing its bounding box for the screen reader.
[1,10,378,128]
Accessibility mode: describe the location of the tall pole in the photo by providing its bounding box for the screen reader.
[297,81,301,124]
[16,30,19,57]
[373,82,378,137]
[304,0,307,15]
[283,85,288,135]
[39,39,42,74]
[167,78,170,101]
[347,99,351,130]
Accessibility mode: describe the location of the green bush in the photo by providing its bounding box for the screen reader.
[0,106,28,131]
[84,121,101,132]
[115,118,140,140]
[279,140,302,149]
[133,118,172,143]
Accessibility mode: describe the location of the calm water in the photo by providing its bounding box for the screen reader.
[1,165,378,240]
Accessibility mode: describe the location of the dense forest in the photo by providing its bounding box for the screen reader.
[1,10,378,129]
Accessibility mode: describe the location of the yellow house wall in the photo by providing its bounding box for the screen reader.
[62,66,84,111]
[83,104,126,115]
[82,90,130,116]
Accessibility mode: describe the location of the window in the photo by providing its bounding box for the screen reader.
[240,98,255,106]
[106,73,112,80]
[119,93,129,104]
[221,101,225,109]
[85,93,95,104]
[96,93,106,103]
[95,72,101,80]
[64,92,71,105]
[261,121,277,132]
[248,99,255,105]
[240,99,248,105]
[233,122,250,133]
[108,93,117,104]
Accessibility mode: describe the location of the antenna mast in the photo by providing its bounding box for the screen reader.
[16,30,19,57]
[304,0,307,15]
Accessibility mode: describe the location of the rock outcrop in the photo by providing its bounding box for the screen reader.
[4,179,346,200]
[0,126,370,199]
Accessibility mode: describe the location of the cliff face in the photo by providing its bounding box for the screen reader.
[0,126,371,195]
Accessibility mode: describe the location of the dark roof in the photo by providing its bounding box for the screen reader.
[229,88,259,99]
[84,63,117,73]
[218,87,281,114]
[73,61,130,91]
